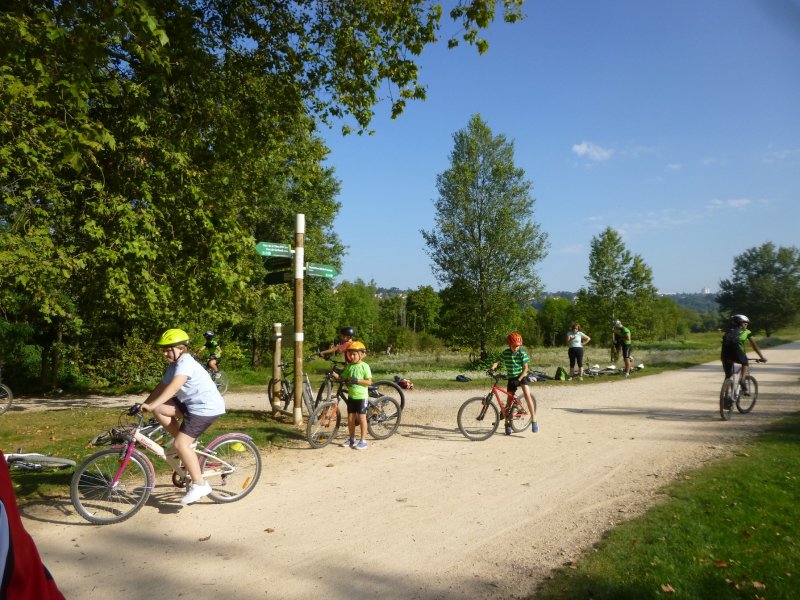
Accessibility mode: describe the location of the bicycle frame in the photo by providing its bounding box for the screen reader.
[108,413,250,488]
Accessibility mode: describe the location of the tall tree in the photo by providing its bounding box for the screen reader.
[422,114,548,358]
[575,228,657,353]
[717,243,800,336]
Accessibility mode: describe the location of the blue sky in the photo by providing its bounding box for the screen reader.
[318,0,800,295]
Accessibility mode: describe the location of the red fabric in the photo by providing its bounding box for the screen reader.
[0,451,66,600]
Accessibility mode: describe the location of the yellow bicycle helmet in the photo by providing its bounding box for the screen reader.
[156,328,191,347]
[346,340,367,352]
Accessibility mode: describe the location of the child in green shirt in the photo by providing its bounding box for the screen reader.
[332,341,373,449]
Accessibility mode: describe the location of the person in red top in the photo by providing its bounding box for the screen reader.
[318,327,356,363]
[1,451,65,599]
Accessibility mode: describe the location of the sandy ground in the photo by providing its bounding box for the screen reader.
[14,343,800,599]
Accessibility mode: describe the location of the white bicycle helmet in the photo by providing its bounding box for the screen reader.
[731,314,749,324]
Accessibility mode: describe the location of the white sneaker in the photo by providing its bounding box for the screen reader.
[180,482,212,505]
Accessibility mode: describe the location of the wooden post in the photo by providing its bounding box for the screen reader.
[293,214,305,426]
[271,323,282,414]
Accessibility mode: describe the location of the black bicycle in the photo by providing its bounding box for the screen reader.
[314,359,406,411]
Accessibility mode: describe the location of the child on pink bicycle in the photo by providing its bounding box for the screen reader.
[491,332,538,434]
[141,328,226,505]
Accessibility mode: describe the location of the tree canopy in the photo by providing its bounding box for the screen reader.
[717,243,800,336]
[0,1,522,389]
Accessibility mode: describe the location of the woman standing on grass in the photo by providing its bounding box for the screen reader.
[566,323,591,379]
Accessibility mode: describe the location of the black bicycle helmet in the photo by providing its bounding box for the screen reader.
[731,314,749,325]
[204,330,215,338]
[340,326,355,337]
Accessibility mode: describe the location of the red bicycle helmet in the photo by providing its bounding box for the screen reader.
[506,332,523,346]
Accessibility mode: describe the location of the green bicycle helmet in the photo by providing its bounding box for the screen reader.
[157,328,191,347]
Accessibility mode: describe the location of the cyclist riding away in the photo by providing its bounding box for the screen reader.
[491,332,538,434]
[721,314,766,395]
[197,330,223,379]
[142,328,226,505]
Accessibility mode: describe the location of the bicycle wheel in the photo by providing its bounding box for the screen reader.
[315,378,333,409]
[719,379,734,421]
[457,395,500,441]
[268,378,293,411]
[7,455,76,472]
[213,370,229,395]
[736,375,758,413]
[370,380,406,411]
[70,448,153,525]
[367,397,401,440]
[202,435,261,503]
[307,401,341,448]
[509,393,534,433]
[0,383,12,415]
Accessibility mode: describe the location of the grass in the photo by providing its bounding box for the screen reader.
[532,414,800,599]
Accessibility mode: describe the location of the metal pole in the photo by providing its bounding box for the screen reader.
[271,323,282,414]
[293,214,305,426]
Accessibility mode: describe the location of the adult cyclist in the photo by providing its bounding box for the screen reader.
[721,314,766,395]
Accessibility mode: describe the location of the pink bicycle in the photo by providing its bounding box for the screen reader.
[71,404,261,524]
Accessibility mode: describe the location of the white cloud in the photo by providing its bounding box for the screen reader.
[709,198,754,210]
[571,141,613,161]
[666,163,682,171]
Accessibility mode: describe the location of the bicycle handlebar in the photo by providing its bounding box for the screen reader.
[128,403,142,416]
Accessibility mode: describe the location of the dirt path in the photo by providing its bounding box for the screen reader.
[18,343,800,599]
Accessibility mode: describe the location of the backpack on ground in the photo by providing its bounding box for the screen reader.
[455,374,471,382]
[555,366,568,381]
[722,327,742,350]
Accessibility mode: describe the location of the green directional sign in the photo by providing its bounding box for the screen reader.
[306,262,338,278]
[255,242,293,258]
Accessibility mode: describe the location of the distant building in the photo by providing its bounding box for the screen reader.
[701,287,712,295]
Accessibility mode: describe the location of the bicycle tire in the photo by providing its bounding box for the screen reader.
[202,435,261,503]
[367,396,401,440]
[0,383,12,415]
[457,395,500,441]
[7,454,76,472]
[509,393,534,433]
[315,378,333,409]
[307,401,341,448]
[71,448,153,525]
[719,379,734,421]
[268,378,293,411]
[370,380,406,411]
[213,370,229,395]
[736,375,758,413]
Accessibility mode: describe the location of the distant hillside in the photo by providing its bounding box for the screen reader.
[666,292,718,313]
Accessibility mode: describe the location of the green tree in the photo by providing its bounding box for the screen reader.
[406,285,442,333]
[2,1,520,389]
[575,228,657,355]
[537,297,572,347]
[422,115,549,358]
[716,243,800,336]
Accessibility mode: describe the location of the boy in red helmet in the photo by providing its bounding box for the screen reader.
[491,333,538,434]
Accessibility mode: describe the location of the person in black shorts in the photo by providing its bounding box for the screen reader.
[721,314,766,394]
